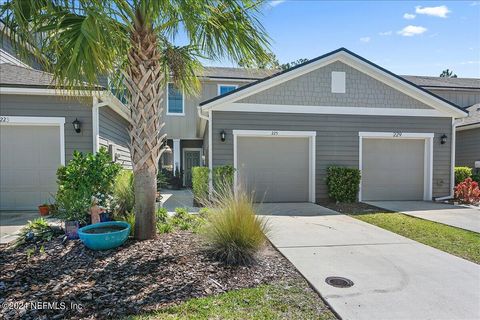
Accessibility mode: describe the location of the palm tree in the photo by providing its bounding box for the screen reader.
[1,0,271,240]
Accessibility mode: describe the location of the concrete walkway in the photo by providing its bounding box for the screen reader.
[367,201,480,233]
[260,203,480,320]
[160,189,199,213]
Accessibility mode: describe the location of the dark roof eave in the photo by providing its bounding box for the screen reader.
[200,47,465,114]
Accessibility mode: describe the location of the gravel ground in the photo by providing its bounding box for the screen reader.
[0,231,299,320]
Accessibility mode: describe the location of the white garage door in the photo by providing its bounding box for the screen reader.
[0,125,61,210]
[237,136,309,202]
[362,139,425,201]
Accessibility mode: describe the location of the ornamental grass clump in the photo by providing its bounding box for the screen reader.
[201,182,268,266]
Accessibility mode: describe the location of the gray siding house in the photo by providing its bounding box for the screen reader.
[2,42,478,210]
[200,48,467,203]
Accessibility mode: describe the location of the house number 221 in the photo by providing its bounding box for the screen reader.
[271,131,279,136]
[393,132,402,137]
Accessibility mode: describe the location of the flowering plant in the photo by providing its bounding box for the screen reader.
[454,178,480,205]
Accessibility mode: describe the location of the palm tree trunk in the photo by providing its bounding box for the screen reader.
[123,15,165,240]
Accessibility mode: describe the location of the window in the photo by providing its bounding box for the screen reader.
[167,83,184,115]
[218,84,238,95]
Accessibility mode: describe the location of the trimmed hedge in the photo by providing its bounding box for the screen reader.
[213,165,235,191]
[455,167,472,185]
[192,167,210,202]
[326,166,361,203]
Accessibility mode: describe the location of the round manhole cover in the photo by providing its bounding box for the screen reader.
[325,276,354,288]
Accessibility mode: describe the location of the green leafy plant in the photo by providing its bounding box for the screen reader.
[156,207,169,224]
[192,166,210,202]
[113,170,135,216]
[117,212,135,237]
[157,222,173,234]
[213,165,235,191]
[14,218,62,247]
[157,171,169,190]
[54,148,122,222]
[472,172,480,184]
[326,166,361,203]
[201,181,268,265]
[455,167,473,185]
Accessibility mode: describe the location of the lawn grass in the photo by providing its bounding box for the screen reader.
[130,281,336,320]
[351,211,480,264]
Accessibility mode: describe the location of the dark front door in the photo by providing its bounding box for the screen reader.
[184,150,201,186]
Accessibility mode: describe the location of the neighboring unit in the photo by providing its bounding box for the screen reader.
[199,48,468,203]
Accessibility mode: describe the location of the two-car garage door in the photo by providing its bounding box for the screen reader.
[0,124,62,210]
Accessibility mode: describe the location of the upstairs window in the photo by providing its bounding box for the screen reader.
[167,83,184,115]
[218,84,238,95]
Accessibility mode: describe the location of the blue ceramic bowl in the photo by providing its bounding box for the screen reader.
[78,221,130,250]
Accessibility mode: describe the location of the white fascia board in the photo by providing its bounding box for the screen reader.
[358,131,434,138]
[0,86,101,97]
[99,92,130,121]
[233,130,316,137]
[456,123,480,131]
[201,51,467,118]
[215,103,450,117]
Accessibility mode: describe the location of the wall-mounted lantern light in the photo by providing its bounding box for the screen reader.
[220,129,226,142]
[440,134,448,145]
[72,118,81,133]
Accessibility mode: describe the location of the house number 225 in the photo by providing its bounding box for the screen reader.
[271,131,279,136]
[393,132,402,137]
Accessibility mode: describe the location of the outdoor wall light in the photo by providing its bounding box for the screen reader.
[440,134,448,145]
[220,129,226,142]
[72,118,81,133]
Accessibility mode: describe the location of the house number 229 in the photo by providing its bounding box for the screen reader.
[271,131,279,136]
[393,132,402,137]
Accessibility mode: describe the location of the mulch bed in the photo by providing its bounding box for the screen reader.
[0,232,298,320]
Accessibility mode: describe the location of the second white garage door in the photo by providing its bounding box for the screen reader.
[362,139,425,201]
[0,125,61,210]
[237,136,309,202]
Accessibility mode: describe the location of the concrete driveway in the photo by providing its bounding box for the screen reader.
[367,201,480,233]
[0,211,39,244]
[259,203,480,320]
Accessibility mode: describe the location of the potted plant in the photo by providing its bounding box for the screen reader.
[38,203,50,216]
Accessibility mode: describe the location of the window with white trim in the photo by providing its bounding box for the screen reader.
[218,84,237,95]
[167,83,184,115]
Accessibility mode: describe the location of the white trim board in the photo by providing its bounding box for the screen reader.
[200,50,466,118]
[456,123,480,131]
[232,130,316,203]
[213,103,450,117]
[182,148,203,186]
[358,131,434,201]
[0,116,66,165]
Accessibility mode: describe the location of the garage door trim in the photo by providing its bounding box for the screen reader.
[233,130,316,202]
[358,131,434,201]
[0,116,66,165]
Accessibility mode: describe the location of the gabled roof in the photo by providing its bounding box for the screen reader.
[200,48,467,118]
[403,75,480,90]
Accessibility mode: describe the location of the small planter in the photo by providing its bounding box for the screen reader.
[65,220,80,240]
[78,221,130,250]
[38,205,50,216]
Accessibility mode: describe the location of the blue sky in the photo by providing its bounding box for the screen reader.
[208,1,480,78]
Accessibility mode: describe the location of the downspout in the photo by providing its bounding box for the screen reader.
[436,118,456,201]
[92,96,109,154]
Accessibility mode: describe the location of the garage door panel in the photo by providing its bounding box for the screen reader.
[237,136,309,203]
[362,139,424,201]
[1,125,61,210]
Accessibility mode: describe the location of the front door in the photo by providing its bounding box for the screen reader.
[184,150,201,187]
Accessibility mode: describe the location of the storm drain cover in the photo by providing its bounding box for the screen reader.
[325,276,354,288]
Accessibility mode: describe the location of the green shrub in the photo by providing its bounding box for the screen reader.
[213,165,235,191]
[14,218,62,247]
[113,170,135,216]
[202,182,268,265]
[156,207,168,224]
[117,212,135,237]
[157,222,173,234]
[472,171,480,184]
[326,166,361,203]
[157,171,169,190]
[192,166,209,201]
[54,148,122,221]
[455,167,472,185]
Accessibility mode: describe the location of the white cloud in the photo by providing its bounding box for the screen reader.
[403,13,416,20]
[460,60,480,65]
[269,0,285,7]
[397,25,427,37]
[379,31,393,36]
[415,5,450,18]
[360,37,371,43]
